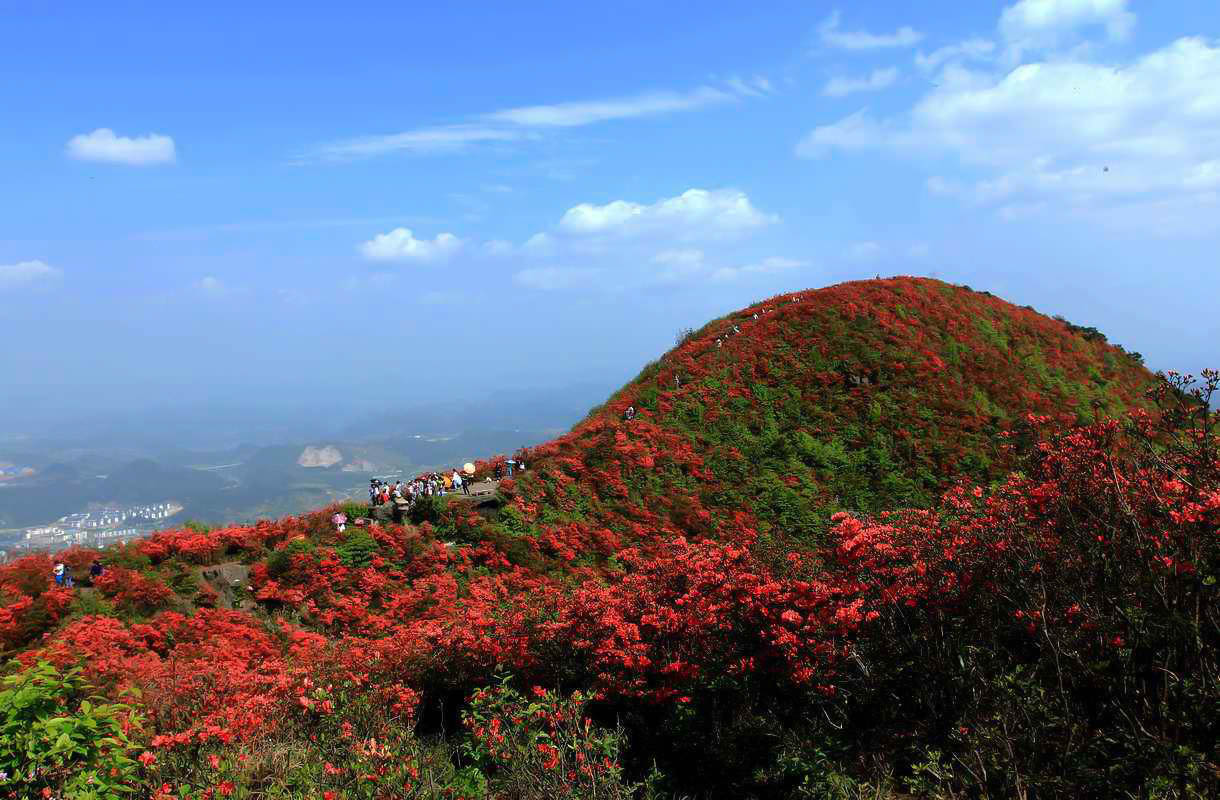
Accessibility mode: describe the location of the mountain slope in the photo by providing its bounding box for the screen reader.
[6,278,1210,800]
[490,277,1153,557]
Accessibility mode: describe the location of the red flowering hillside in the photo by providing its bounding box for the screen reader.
[488,277,1153,559]
[1,280,1213,800]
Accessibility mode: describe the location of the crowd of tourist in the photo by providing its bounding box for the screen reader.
[355,456,528,516]
[367,468,473,506]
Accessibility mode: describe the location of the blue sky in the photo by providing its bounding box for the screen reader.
[2,0,1218,427]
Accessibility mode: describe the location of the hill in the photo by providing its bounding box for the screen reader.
[482,277,1152,557]
[1,278,1215,800]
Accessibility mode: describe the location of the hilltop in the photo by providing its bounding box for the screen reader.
[483,277,1152,557]
[1,278,1215,800]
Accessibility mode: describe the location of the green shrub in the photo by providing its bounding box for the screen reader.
[463,679,642,800]
[0,660,143,799]
[409,495,443,525]
[336,529,379,569]
[341,500,370,520]
[265,537,316,579]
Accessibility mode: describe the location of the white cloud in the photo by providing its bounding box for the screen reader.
[915,38,997,72]
[711,256,805,282]
[797,30,1220,226]
[557,188,777,240]
[522,232,556,255]
[305,77,773,162]
[795,110,889,158]
[497,188,779,292]
[307,125,521,162]
[818,11,923,51]
[0,260,62,290]
[66,128,176,165]
[360,228,463,262]
[847,242,883,261]
[484,239,515,256]
[999,0,1135,57]
[486,87,734,127]
[823,67,900,97]
[727,75,775,98]
[513,267,602,290]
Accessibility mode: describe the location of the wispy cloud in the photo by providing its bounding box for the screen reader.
[726,75,774,98]
[818,11,923,51]
[711,256,805,282]
[306,125,523,162]
[823,67,900,97]
[303,79,769,162]
[485,86,734,127]
[915,38,996,72]
[0,260,62,290]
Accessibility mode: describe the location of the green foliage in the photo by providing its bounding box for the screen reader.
[70,589,116,619]
[166,562,199,597]
[408,494,443,525]
[182,520,215,534]
[105,543,152,572]
[463,679,641,800]
[335,529,379,569]
[0,660,143,799]
[149,680,482,799]
[264,537,316,579]
[340,499,370,520]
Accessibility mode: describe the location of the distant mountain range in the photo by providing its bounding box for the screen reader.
[0,382,613,530]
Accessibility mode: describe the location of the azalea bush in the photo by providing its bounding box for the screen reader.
[0,660,142,800]
[145,675,482,800]
[463,680,640,800]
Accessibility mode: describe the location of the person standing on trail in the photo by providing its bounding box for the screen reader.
[625,406,635,421]
[332,511,347,532]
[53,562,65,586]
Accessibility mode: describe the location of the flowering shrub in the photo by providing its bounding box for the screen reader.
[464,681,639,800]
[93,568,175,617]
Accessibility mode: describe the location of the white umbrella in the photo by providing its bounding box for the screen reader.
[463,462,476,475]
